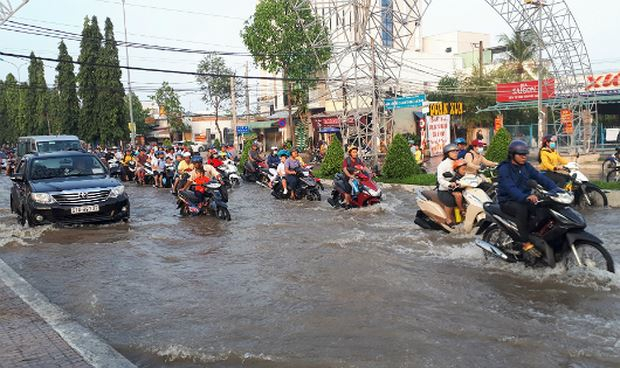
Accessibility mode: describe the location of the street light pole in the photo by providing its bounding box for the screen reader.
[527,0,546,147]
[0,58,25,82]
[121,0,136,147]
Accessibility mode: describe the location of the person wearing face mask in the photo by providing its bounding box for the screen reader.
[538,135,569,187]
[464,140,497,175]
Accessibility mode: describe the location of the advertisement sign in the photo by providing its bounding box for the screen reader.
[494,115,504,132]
[428,102,464,116]
[311,116,340,127]
[496,79,555,102]
[585,71,620,94]
[428,114,451,157]
[561,109,574,134]
[384,94,426,110]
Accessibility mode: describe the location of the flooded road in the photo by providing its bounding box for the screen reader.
[0,175,619,367]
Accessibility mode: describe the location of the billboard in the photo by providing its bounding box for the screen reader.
[496,79,555,102]
[585,71,620,95]
[428,114,451,157]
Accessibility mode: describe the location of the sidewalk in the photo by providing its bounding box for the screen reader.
[0,282,92,368]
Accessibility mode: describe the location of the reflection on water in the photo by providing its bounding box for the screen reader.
[0,175,618,367]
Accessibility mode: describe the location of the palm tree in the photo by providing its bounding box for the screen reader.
[499,30,537,77]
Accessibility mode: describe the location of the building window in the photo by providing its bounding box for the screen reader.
[381,0,394,48]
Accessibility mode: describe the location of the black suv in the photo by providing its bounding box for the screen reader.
[10,151,130,226]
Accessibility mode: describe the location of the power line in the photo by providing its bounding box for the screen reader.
[92,0,248,21]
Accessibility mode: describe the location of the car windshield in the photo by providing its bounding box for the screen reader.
[36,140,81,153]
[29,156,107,180]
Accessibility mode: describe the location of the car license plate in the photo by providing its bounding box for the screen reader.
[70,205,99,214]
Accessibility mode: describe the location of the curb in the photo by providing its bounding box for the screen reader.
[0,257,136,368]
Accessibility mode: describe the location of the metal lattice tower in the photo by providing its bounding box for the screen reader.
[296,0,596,154]
[0,0,29,26]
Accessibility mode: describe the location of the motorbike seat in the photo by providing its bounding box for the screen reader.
[422,190,441,204]
[483,202,519,223]
[180,190,200,203]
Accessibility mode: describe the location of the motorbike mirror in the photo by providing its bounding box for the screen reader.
[10,173,24,182]
[527,179,538,189]
[442,172,454,179]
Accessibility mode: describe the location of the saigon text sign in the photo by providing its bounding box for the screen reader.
[496,79,555,102]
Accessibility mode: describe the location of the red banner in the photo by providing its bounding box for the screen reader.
[494,115,504,132]
[496,79,555,102]
[561,109,574,134]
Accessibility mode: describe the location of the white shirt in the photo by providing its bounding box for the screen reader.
[276,162,286,177]
[436,158,455,191]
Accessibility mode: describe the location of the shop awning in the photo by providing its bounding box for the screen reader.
[247,121,276,129]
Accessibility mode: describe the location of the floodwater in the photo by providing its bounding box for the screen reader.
[0,175,619,368]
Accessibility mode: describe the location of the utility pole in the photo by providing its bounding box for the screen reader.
[245,62,250,125]
[537,1,545,147]
[230,76,238,149]
[121,0,135,147]
[478,40,484,78]
[370,38,379,166]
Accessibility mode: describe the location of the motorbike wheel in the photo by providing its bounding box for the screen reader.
[606,169,620,183]
[482,224,514,256]
[577,185,608,208]
[179,206,190,217]
[602,159,616,178]
[230,177,240,187]
[565,241,615,273]
[216,206,231,221]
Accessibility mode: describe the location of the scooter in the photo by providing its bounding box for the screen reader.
[602,147,620,178]
[271,166,323,201]
[328,170,382,208]
[558,162,608,208]
[162,163,176,188]
[177,181,231,221]
[243,159,270,187]
[414,174,492,234]
[219,159,241,187]
[475,180,614,273]
[108,158,122,179]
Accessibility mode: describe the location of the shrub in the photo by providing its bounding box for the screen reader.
[213,139,221,150]
[237,138,253,171]
[319,137,344,177]
[381,134,421,179]
[162,138,172,147]
[485,128,512,163]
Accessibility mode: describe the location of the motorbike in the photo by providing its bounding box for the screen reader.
[271,166,323,201]
[243,159,270,187]
[218,159,241,187]
[124,160,136,182]
[555,162,608,208]
[475,180,614,273]
[328,170,382,208]
[414,174,492,234]
[108,158,122,179]
[142,162,155,185]
[162,163,176,188]
[309,148,324,164]
[602,147,620,179]
[177,181,231,221]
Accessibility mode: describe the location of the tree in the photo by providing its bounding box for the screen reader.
[485,127,512,163]
[125,92,149,136]
[0,80,6,143]
[382,134,421,179]
[2,74,25,141]
[499,30,536,77]
[196,54,241,142]
[78,16,103,143]
[25,52,48,135]
[54,40,80,135]
[318,137,344,177]
[242,0,331,143]
[150,81,185,141]
[95,17,128,145]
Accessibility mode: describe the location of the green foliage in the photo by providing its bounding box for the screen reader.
[150,81,184,140]
[95,17,128,145]
[54,40,80,136]
[237,138,254,171]
[318,137,344,178]
[593,181,620,191]
[196,54,241,142]
[485,128,512,163]
[213,138,221,150]
[78,16,102,143]
[1,74,25,142]
[25,52,48,135]
[499,30,536,77]
[382,134,421,179]
[377,174,437,186]
[162,138,172,147]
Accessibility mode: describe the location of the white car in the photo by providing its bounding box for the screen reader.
[174,141,207,152]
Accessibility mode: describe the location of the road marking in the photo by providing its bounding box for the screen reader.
[0,257,136,368]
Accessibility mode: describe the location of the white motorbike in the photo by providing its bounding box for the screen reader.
[556,162,608,208]
[414,174,493,234]
[219,159,241,187]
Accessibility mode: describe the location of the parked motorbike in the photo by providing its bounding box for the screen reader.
[142,162,155,185]
[556,162,607,208]
[271,166,323,201]
[124,160,136,182]
[414,174,492,234]
[328,171,382,208]
[243,159,270,187]
[108,158,122,179]
[177,181,231,221]
[602,147,620,179]
[476,180,614,273]
[162,163,176,188]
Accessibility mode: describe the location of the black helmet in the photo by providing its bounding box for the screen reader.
[443,143,459,154]
[508,140,529,157]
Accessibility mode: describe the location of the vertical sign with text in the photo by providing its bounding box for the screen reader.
[428,114,451,157]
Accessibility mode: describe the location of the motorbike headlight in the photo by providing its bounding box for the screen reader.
[109,185,125,198]
[30,192,55,204]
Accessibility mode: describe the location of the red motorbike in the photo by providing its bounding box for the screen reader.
[328,171,382,208]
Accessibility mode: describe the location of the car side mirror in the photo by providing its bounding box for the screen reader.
[442,172,454,179]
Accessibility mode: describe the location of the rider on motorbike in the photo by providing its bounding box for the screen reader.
[247,143,262,172]
[207,150,223,168]
[342,146,367,206]
[284,148,303,200]
[437,144,460,225]
[539,134,569,187]
[497,140,559,257]
[455,138,468,159]
[266,147,280,168]
[135,148,148,185]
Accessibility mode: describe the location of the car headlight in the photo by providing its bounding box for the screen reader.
[30,192,55,204]
[109,185,125,198]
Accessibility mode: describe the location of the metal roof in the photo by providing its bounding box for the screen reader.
[477,94,620,113]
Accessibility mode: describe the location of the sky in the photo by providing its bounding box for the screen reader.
[0,0,618,113]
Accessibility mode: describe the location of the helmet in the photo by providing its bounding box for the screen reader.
[455,138,466,145]
[347,145,358,153]
[508,140,530,156]
[453,159,467,170]
[443,144,459,154]
[542,135,557,146]
[182,152,191,158]
[271,146,278,151]
[191,156,203,163]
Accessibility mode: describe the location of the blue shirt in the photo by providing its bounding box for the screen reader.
[497,160,558,203]
[457,149,467,159]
